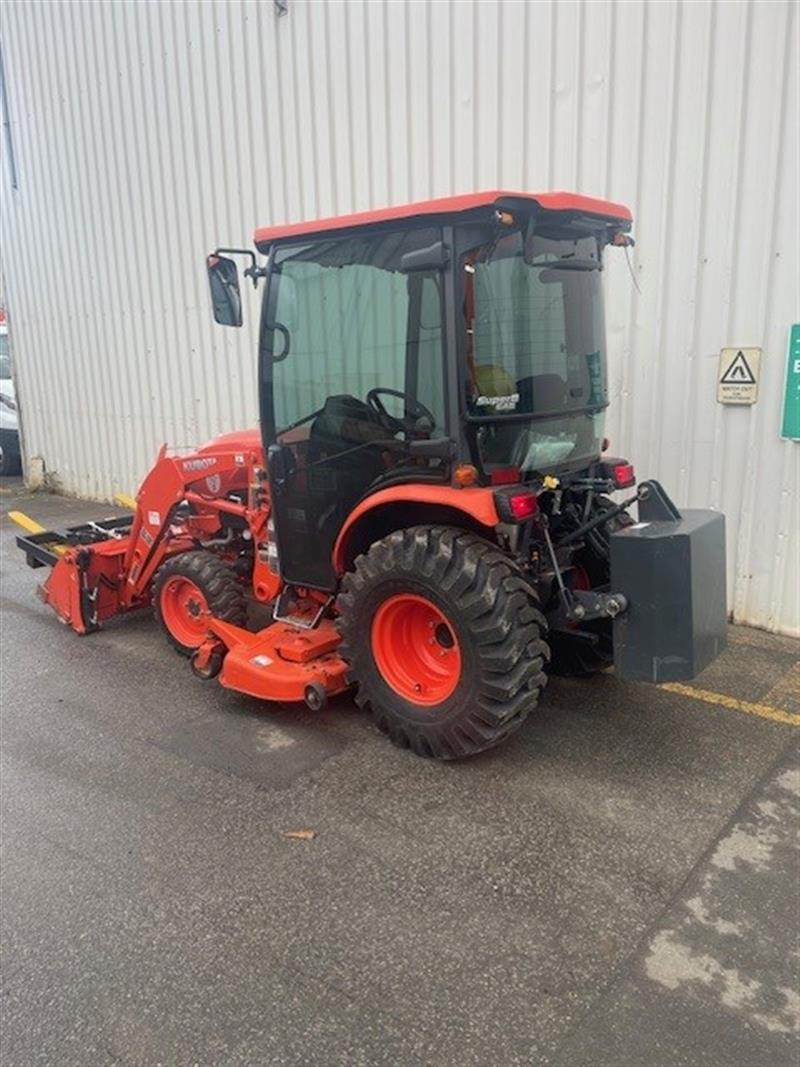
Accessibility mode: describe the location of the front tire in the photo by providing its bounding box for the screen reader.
[152,550,246,656]
[337,526,549,760]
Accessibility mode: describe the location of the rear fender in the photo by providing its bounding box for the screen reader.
[332,485,500,574]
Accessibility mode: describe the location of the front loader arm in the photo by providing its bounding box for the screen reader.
[121,445,264,605]
[121,446,188,604]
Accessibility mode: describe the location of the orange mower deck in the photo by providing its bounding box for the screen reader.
[195,617,349,707]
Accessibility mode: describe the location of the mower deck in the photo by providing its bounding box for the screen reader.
[200,616,349,706]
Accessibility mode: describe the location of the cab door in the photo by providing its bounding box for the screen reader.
[261,227,448,591]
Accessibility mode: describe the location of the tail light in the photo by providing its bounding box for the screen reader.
[614,463,640,488]
[494,488,539,522]
[612,463,636,489]
[599,458,636,489]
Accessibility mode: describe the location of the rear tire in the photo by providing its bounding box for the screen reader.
[337,526,550,760]
[152,550,246,656]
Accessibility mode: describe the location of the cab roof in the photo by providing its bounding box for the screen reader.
[253,190,632,250]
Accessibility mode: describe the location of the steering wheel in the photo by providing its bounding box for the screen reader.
[366,388,436,436]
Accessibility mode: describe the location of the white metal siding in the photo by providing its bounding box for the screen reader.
[1,0,797,634]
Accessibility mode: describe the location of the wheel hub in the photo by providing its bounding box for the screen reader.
[371,594,461,706]
[160,576,210,647]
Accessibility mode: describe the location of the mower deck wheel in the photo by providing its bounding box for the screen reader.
[304,683,328,712]
[191,647,224,680]
[152,550,246,656]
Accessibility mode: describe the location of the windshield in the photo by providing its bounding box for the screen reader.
[465,228,607,474]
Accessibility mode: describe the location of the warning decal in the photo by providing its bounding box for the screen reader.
[718,347,761,404]
[720,351,756,384]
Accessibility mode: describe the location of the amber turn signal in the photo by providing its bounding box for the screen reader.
[453,464,478,487]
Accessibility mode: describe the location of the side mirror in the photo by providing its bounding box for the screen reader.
[206,254,242,327]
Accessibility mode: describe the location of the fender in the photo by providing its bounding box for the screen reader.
[332,484,500,575]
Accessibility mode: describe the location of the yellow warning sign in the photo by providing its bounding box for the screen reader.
[717,347,761,404]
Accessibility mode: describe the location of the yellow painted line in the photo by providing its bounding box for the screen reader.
[6,509,67,556]
[113,493,137,510]
[7,509,46,535]
[660,681,800,727]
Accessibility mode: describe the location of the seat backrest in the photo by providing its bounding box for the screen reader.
[517,373,569,413]
[309,395,387,475]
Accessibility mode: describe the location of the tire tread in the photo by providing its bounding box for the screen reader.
[152,549,246,655]
[338,526,549,759]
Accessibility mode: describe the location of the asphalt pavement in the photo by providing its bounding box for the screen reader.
[1,480,798,1066]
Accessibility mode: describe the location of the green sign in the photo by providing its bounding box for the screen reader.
[781,324,800,440]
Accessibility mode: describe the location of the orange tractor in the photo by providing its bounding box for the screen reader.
[13,192,727,758]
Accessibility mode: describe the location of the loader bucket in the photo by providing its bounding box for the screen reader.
[12,511,134,634]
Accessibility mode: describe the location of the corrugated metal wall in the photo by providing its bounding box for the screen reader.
[1,0,797,634]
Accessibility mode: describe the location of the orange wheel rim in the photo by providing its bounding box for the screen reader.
[371,594,461,706]
[160,576,210,647]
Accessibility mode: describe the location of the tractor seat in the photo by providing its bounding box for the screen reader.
[304,395,389,553]
[308,395,388,489]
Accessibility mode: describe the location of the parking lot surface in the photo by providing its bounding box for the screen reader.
[1,481,798,1066]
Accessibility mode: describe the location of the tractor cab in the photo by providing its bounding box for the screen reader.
[209,192,633,591]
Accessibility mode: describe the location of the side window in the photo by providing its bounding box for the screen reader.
[269,229,445,436]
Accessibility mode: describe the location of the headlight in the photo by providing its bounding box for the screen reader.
[0,394,16,411]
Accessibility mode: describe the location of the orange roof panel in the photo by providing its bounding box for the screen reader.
[254,190,632,248]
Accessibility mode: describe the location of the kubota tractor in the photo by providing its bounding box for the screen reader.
[13,191,727,759]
